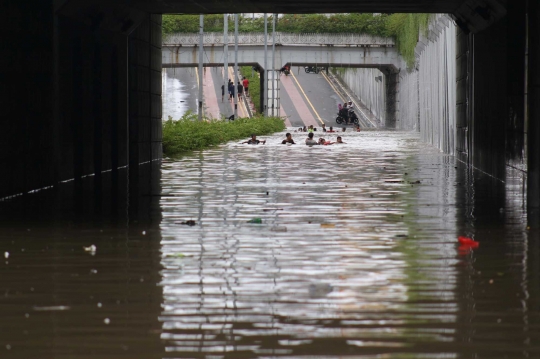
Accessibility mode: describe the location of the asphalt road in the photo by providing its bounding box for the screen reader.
[281,66,344,128]
[163,66,348,128]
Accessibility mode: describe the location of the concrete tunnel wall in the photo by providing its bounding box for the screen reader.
[336,15,457,154]
[0,3,162,201]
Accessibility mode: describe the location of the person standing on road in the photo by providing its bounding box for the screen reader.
[228,81,235,102]
[242,77,249,96]
[237,82,243,101]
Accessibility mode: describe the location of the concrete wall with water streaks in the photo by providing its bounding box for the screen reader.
[337,15,457,155]
[338,68,387,125]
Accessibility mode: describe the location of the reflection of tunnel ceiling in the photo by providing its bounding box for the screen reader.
[57,0,507,34]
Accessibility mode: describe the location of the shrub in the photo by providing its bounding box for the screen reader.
[240,66,261,113]
[162,112,285,157]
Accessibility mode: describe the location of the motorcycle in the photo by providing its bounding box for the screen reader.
[336,109,359,126]
[280,67,290,76]
[304,66,321,74]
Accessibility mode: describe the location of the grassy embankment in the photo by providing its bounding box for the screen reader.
[163,112,285,157]
[240,66,261,114]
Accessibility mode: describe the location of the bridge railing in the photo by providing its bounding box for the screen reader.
[163,32,395,47]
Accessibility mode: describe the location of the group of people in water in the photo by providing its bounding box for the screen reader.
[242,123,357,146]
[242,133,344,146]
[297,124,361,133]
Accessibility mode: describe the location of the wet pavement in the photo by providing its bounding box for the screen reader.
[1,129,539,358]
[163,68,199,120]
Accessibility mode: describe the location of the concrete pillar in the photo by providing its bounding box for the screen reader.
[528,0,540,217]
[455,28,471,163]
[384,70,398,128]
[128,14,162,219]
[259,68,265,115]
[506,0,527,164]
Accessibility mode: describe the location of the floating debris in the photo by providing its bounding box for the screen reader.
[4,252,8,259]
[33,305,71,311]
[83,245,97,254]
[178,220,196,226]
[104,318,110,325]
[458,236,479,248]
[320,223,335,228]
[247,218,262,224]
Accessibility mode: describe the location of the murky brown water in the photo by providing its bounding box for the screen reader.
[1,130,539,358]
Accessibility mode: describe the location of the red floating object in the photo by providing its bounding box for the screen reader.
[458,236,479,248]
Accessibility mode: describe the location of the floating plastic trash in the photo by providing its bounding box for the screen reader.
[247,218,262,224]
[83,245,97,253]
[458,236,479,248]
[458,236,479,255]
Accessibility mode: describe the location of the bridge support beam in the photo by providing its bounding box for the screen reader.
[528,0,540,221]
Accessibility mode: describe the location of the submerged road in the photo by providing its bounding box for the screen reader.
[1,129,538,358]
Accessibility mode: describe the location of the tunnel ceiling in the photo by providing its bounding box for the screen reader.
[58,0,507,34]
[127,0,465,14]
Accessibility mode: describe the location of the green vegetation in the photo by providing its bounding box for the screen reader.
[163,14,392,36]
[386,14,431,67]
[240,66,261,113]
[162,112,285,157]
[163,13,431,69]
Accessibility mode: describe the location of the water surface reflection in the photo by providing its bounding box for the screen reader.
[159,131,471,358]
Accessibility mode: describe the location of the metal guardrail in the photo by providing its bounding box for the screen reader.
[163,32,395,47]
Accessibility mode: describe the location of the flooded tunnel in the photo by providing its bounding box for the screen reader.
[1,0,540,358]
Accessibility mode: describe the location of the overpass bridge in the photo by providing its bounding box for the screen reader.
[162,32,400,70]
[162,32,402,125]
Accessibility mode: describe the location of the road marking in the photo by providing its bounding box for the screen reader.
[203,68,220,119]
[280,104,292,127]
[321,71,345,103]
[289,71,324,125]
[227,67,248,118]
[195,67,204,117]
[280,75,319,127]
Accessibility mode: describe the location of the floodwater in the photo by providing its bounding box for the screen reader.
[1,130,539,358]
[162,68,199,120]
